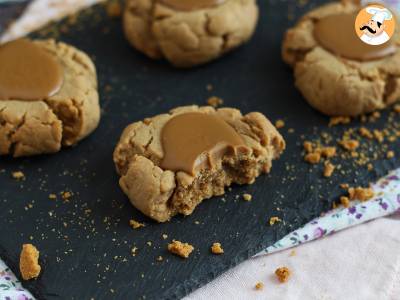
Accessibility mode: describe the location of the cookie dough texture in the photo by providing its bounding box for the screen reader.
[282,2,400,116]
[0,39,100,157]
[113,105,285,222]
[123,0,259,67]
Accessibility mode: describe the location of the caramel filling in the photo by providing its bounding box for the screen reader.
[158,0,226,11]
[0,39,64,100]
[314,13,396,61]
[160,112,246,176]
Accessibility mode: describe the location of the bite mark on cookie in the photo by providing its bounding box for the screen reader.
[114,105,285,222]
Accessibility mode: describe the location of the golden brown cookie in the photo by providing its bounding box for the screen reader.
[113,105,285,222]
[282,2,400,116]
[0,39,100,157]
[123,0,259,67]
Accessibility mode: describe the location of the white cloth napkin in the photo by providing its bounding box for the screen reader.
[186,213,400,300]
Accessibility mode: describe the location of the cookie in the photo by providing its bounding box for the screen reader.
[0,39,100,157]
[282,2,400,116]
[123,0,259,67]
[113,105,285,222]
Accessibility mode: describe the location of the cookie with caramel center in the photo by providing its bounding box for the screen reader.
[113,105,285,222]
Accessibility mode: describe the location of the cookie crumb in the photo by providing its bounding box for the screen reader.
[321,147,336,158]
[339,139,359,151]
[156,255,163,262]
[387,151,395,159]
[394,104,400,113]
[168,240,194,258]
[207,96,223,107]
[255,282,264,290]
[19,244,41,280]
[348,187,374,201]
[242,193,252,201]
[359,127,373,139]
[323,162,335,177]
[289,250,296,256]
[12,171,25,180]
[131,247,138,256]
[373,130,384,143]
[269,217,282,226]
[162,234,168,240]
[206,84,213,91]
[304,152,321,164]
[275,119,285,129]
[329,116,351,127]
[275,267,291,283]
[129,219,145,229]
[303,141,313,153]
[211,242,224,254]
[61,191,72,200]
[340,196,350,208]
[48,194,57,200]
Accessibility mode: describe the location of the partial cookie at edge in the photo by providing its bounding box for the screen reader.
[0,39,100,157]
[123,0,259,67]
[282,2,400,116]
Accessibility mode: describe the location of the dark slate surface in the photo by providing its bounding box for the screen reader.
[0,0,32,37]
[0,0,399,299]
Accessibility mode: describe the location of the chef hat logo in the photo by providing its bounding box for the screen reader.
[355,4,396,46]
[366,6,392,24]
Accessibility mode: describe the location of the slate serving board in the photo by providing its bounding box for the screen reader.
[0,0,32,37]
[0,0,399,299]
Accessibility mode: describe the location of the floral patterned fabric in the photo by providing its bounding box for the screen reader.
[0,260,34,300]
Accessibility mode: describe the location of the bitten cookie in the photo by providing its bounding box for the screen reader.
[282,2,400,116]
[123,0,259,67]
[0,39,100,157]
[113,105,285,222]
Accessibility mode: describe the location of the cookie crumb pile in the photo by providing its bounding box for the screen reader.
[167,240,194,258]
[19,244,41,280]
[348,186,374,202]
